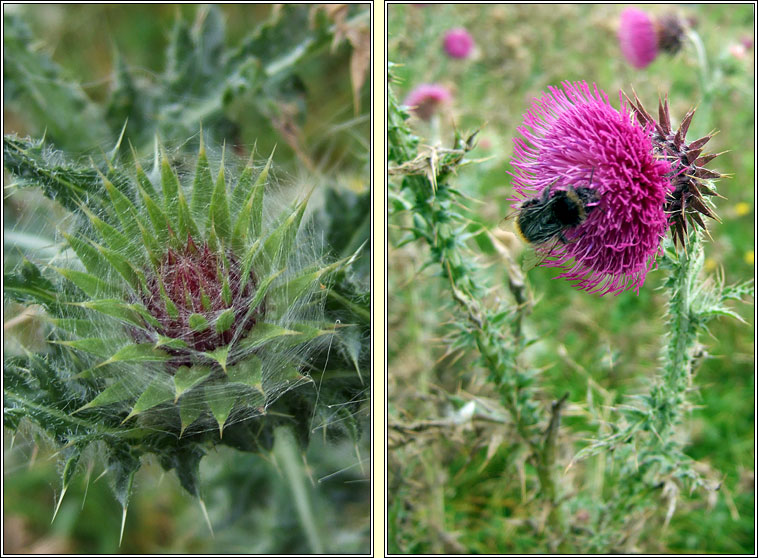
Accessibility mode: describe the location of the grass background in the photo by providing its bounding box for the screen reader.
[3,4,370,554]
[388,3,754,554]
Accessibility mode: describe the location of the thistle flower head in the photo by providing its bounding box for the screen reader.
[655,13,687,55]
[510,81,673,295]
[404,83,452,121]
[3,132,357,511]
[618,8,659,68]
[618,8,689,68]
[443,27,475,59]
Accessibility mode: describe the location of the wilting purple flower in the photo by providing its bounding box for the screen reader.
[618,8,659,68]
[443,28,475,59]
[509,81,673,295]
[404,83,451,121]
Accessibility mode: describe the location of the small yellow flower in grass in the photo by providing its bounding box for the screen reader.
[745,251,754,265]
[704,257,717,272]
[735,202,750,217]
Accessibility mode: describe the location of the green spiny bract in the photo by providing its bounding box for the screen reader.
[3,132,357,519]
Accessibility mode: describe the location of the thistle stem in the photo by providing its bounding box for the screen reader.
[389,78,566,535]
[686,28,713,137]
[655,231,703,438]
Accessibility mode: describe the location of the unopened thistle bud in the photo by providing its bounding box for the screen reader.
[3,132,354,517]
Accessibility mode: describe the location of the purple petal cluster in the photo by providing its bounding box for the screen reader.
[510,81,673,295]
[618,8,659,68]
[443,28,475,59]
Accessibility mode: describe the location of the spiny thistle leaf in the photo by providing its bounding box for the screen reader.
[3,136,104,214]
[209,153,232,242]
[174,365,213,402]
[191,135,214,220]
[4,258,59,308]
[4,126,364,525]
[122,380,174,422]
[160,144,181,229]
[227,355,263,391]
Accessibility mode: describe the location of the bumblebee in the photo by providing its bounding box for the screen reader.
[514,183,599,245]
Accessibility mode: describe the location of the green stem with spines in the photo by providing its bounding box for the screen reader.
[388,73,566,534]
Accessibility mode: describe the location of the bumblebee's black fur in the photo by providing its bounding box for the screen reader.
[515,184,598,245]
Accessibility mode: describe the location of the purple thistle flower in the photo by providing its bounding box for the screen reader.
[509,81,674,295]
[443,27,475,59]
[404,83,452,121]
[618,8,659,68]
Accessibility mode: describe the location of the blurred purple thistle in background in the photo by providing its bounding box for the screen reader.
[618,8,659,68]
[509,81,673,295]
[404,83,452,121]
[443,27,475,59]
[618,8,689,69]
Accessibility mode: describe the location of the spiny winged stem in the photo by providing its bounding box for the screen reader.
[389,78,567,529]
[654,232,704,438]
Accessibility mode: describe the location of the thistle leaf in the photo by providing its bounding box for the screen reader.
[191,135,214,220]
[103,174,141,243]
[160,145,181,229]
[179,391,207,436]
[50,318,100,338]
[75,299,158,329]
[207,386,236,437]
[270,255,349,304]
[258,190,312,271]
[89,240,140,289]
[176,184,199,241]
[215,308,235,333]
[174,365,213,401]
[62,232,110,276]
[231,147,273,249]
[75,380,132,412]
[189,313,210,332]
[204,345,230,372]
[209,153,231,243]
[158,445,205,498]
[4,259,59,308]
[98,344,171,367]
[55,268,119,299]
[154,335,189,350]
[336,325,363,382]
[133,151,159,200]
[53,337,117,359]
[227,355,263,391]
[106,442,140,518]
[239,322,301,350]
[137,182,170,246]
[82,207,134,257]
[122,380,174,422]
